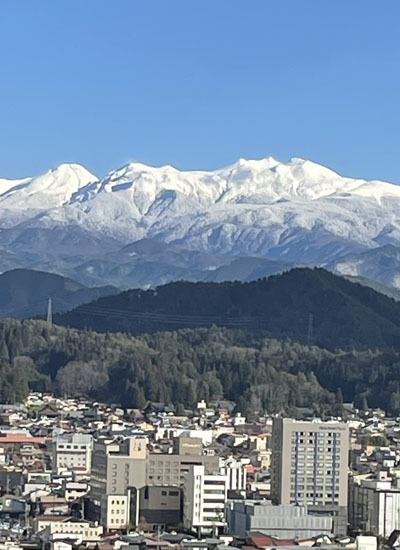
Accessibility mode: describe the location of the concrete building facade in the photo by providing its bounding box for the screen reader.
[183,464,228,536]
[146,437,220,487]
[271,418,349,535]
[349,472,400,537]
[90,436,147,529]
[138,485,182,531]
[52,433,93,474]
[221,457,248,492]
[227,500,332,539]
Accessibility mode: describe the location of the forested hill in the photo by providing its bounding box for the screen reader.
[57,268,400,350]
[3,319,400,414]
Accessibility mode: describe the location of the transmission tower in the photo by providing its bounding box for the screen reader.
[307,313,313,346]
[46,298,53,325]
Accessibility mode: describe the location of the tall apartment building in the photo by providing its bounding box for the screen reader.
[52,433,93,474]
[90,435,147,530]
[271,418,349,535]
[183,464,228,536]
[146,436,220,487]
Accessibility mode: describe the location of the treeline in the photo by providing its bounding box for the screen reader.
[1,319,400,416]
[56,268,400,350]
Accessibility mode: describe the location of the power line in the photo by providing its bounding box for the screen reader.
[72,302,270,327]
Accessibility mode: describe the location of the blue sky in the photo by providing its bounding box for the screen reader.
[1,0,399,182]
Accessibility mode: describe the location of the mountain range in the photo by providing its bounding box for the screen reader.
[2,157,400,289]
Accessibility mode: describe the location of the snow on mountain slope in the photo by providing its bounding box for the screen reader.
[0,163,97,214]
[58,156,400,256]
[1,156,400,288]
[0,176,32,196]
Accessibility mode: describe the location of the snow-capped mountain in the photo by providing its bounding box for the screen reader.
[0,163,97,227]
[1,156,400,289]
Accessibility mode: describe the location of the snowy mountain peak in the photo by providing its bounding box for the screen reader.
[2,155,400,265]
[0,163,97,212]
[63,155,400,211]
[49,162,97,179]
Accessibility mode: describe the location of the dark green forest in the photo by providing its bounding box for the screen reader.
[1,318,400,415]
[57,268,400,350]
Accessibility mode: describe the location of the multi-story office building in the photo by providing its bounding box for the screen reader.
[271,418,349,535]
[183,464,228,536]
[146,436,220,487]
[52,433,93,474]
[90,435,147,530]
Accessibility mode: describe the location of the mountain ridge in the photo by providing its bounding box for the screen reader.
[2,156,400,289]
[56,267,400,350]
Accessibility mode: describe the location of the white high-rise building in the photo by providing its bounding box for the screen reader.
[183,464,228,536]
[271,418,349,535]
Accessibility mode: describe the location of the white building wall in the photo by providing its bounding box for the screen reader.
[53,434,93,474]
[101,494,130,530]
[377,491,400,538]
[184,464,228,534]
[221,458,248,491]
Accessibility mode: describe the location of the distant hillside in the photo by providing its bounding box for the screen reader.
[57,268,400,349]
[345,275,400,301]
[329,244,400,290]
[70,237,292,289]
[0,269,118,318]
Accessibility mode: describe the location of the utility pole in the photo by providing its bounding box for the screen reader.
[46,298,52,325]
